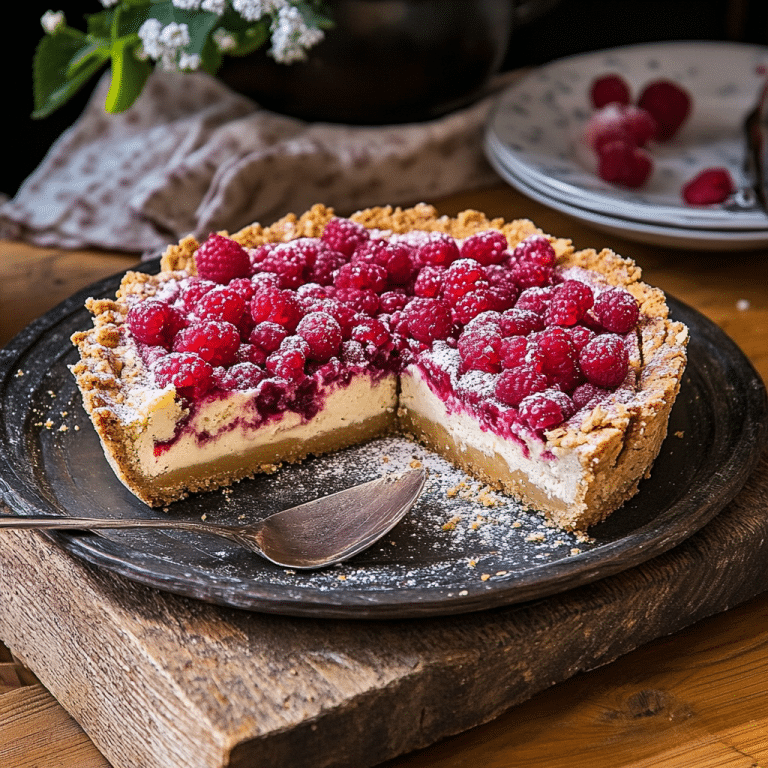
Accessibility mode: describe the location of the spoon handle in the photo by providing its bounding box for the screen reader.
[0,514,218,535]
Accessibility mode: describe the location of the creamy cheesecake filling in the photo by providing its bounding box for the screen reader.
[399,365,585,510]
[128,372,397,479]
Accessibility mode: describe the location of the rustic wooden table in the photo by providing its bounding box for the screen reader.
[1,184,767,768]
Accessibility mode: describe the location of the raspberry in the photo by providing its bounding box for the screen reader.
[585,104,657,151]
[416,234,460,267]
[593,287,639,333]
[173,319,240,367]
[485,265,520,306]
[334,287,380,316]
[309,248,348,286]
[459,230,508,266]
[152,352,214,400]
[126,299,184,349]
[312,298,357,337]
[457,330,502,373]
[249,286,302,330]
[514,286,555,315]
[321,217,370,257]
[180,278,217,313]
[266,344,307,381]
[590,73,631,108]
[249,321,289,353]
[452,288,501,326]
[533,327,581,391]
[510,234,556,268]
[681,167,735,206]
[464,310,502,334]
[340,339,367,366]
[214,362,266,392]
[228,277,258,303]
[499,335,529,369]
[195,233,251,284]
[518,390,575,431]
[356,241,415,285]
[597,140,653,188]
[442,259,488,304]
[545,280,594,327]
[495,365,548,407]
[566,325,596,352]
[236,343,267,366]
[499,307,544,336]
[404,297,453,344]
[350,316,390,350]
[296,311,343,362]
[510,236,556,288]
[572,382,611,410]
[334,262,388,293]
[255,242,312,289]
[413,266,446,298]
[194,285,248,329]
[637,79,691,141]
[579,333,629,388]
[379,290,409,313]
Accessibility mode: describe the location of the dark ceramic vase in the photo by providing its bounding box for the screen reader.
[217,0,516,124]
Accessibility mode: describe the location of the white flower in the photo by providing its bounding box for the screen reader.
[100,0,120,6]
[232,0,287,23]
[213,28,237,52]
[269,5,323,64]
[178,52,202,70]
[159,21,191,50]
[138,18,165,60]
[173,0,201,8]
[41,10,65,33]
[201,0,227,13]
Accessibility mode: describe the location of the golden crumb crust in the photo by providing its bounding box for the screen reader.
[72,203,688,524]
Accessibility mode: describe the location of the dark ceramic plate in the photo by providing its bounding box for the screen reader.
[0,262,765,619]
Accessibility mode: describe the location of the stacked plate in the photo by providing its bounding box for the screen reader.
[484,41,768,250]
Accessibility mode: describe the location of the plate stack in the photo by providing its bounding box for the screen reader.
[484,41,768,250]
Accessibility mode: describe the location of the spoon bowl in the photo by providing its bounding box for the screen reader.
[0,469,426,569]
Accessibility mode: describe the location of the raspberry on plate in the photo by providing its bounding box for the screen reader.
[589,73,632,109]
[681,167,735,206]
[637,79,692,142]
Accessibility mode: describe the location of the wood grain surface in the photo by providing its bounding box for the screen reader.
[1,183,767,768]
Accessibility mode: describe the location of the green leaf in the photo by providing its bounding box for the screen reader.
[32,33,108,119]
[104,36,152,113]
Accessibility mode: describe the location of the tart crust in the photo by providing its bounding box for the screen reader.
[71,204,688,528]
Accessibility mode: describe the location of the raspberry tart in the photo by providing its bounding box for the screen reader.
[70,204,688,530]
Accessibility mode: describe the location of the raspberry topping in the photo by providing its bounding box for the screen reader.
[590,73,632,109]
[195,233,251,284]
[495,365,549,407]
[579,333,629,388]
[518,390,576,431]
[460,230,508,266]
[416,233,460,267]
[249,286,302,330]
[404,297,453,344]
[321,217,370,257]
[296,311,343,362]
[126,217,643,435]
[173,320,240,368]
[457,330,502,373]
[153,352,214,399]
[126,300,184,349]
[593,287,640,334]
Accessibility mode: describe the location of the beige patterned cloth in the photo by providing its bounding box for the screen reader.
[0,69,510,256]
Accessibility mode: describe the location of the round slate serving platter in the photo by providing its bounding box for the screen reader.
[0,262,765,619]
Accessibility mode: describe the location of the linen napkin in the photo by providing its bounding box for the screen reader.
[0,68,509,256]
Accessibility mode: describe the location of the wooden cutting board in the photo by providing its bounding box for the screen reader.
[0,452,766,768]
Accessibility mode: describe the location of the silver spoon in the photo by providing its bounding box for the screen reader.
[0,468,426,570]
